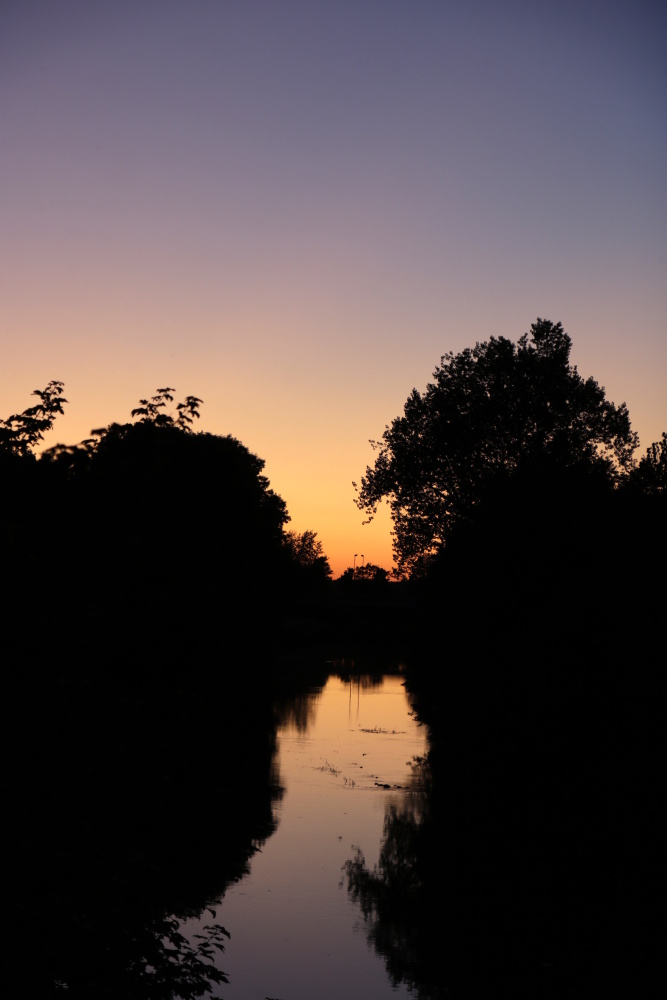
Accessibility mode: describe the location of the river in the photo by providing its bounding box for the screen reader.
[183,671,428,999]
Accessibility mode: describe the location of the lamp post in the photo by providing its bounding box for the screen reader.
[353,553,358,575]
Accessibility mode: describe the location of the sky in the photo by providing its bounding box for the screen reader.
[2,0,665,577]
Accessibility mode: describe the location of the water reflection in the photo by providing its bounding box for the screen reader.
[344,753,446,1000]
[184,672,427,1000]
[345,782,426,987]
[345,654,661,1000]
[343,697,572,999]
[4,665,283,998]
[7,665,428,998]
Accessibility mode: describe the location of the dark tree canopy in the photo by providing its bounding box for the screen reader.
[0,385,300,638]
[284,529,332,589]
[1,384,299,996]
[355,319,639,575]
[337,562,389,584]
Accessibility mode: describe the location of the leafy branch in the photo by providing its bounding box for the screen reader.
[0,380,68,456]
[131,388,203,430]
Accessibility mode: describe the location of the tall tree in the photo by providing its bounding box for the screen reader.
[355,319,638,575]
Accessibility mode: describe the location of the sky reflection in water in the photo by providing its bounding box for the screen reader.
[187,674,427,999]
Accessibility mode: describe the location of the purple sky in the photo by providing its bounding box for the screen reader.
[2,0,665,574]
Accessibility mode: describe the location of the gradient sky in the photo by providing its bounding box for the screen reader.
[2,0,665,576]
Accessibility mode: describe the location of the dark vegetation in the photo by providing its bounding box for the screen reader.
[355,319,641,576]
[346,320,666,997]
[0,387,327,997]
[2,318,664,997]
[1,385,333,653]
[336,561,389,584]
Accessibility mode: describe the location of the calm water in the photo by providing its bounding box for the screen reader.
[184,673,428,999]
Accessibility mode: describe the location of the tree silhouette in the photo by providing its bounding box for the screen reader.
[353,562,389,582]
[2,382,297,995]
[336,562,389,584]
[355,319,638,575]
[283,529,332,589]
[0,380,67,457]
[629,430,667,494]
[2,383,295,657]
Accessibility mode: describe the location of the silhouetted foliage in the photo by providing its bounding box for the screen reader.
[335,562,390,586]
[0,380,67,457]
[283,529,332,590]
[355,319,638,575]
[85,418,289,597]
[130,386,204,430]
[1,386,295,648]
[347,326,663,995]
[0,374,292,993]
[346,602,663,998]
[2,366,662,997]
[354,562,389,583]
[628,430,667,494]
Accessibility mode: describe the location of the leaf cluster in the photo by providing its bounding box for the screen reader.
[0,380,67,457]
[131,387,204,431]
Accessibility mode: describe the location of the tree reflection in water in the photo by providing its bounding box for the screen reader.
[344,756,444,999]
[3,650,284,999]
[345,654,660,1000]
[345,743,576,999]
